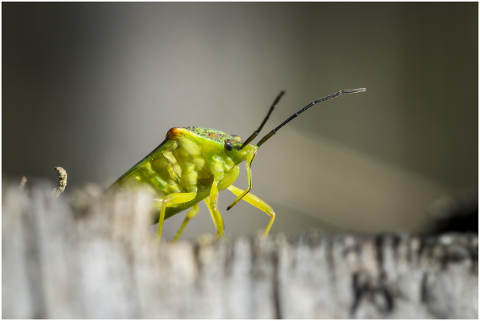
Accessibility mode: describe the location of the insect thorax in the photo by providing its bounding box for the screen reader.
[117,127,241,197]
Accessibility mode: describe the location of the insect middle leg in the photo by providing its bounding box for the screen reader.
[204,181,226,239]
[227,185,276,237]
[203,197,226,240]
[154,192,196,242]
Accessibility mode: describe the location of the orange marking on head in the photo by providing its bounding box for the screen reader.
[167,127,186,139]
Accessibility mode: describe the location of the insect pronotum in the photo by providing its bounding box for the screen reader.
[110,88,366,242]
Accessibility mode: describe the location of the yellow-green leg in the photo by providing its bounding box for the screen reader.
[204,181,226,239]
[155,192,196,243]
[171,203,199,243]
[227,185,276,237]
[204,197,225,240]
[227,151,256,210]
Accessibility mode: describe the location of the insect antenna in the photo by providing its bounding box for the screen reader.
[256,88,366,147]
[239,90,285,150]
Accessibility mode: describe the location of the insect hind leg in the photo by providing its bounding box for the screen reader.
[227,185,276,237]
[171,203,199,243]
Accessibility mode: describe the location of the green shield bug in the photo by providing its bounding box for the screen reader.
[110,88,366,242]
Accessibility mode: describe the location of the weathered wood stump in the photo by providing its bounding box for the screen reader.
[3,180,478,318]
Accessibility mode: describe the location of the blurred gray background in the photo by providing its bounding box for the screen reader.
[3,3,477,239]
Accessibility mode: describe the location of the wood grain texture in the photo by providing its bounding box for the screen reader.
[3,180,478,318]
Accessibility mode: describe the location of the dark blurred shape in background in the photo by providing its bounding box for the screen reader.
[427,191,478,234]
[3,3,477,239]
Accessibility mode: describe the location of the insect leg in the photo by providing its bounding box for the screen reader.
[227,151,256,210]
[155,192,196,242]
[203,196,226,240]
[171,203,200,243]
[227,185,276,237]
[204,181,226,239]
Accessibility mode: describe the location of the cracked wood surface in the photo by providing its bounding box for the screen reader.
[3,181,478,318]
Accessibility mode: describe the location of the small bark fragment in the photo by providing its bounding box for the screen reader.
[19,176,27,190]
[53,167,67,197]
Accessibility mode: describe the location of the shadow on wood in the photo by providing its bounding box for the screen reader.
[2,180,478,318]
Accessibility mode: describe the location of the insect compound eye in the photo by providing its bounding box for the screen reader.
[224,140,233,152]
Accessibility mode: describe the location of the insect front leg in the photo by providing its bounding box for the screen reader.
[154,192,196,242]
[227,151,256,210]
[227,185,276,237]
[171,203,199,243]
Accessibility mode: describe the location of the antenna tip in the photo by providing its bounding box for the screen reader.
[343,88,366,94]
